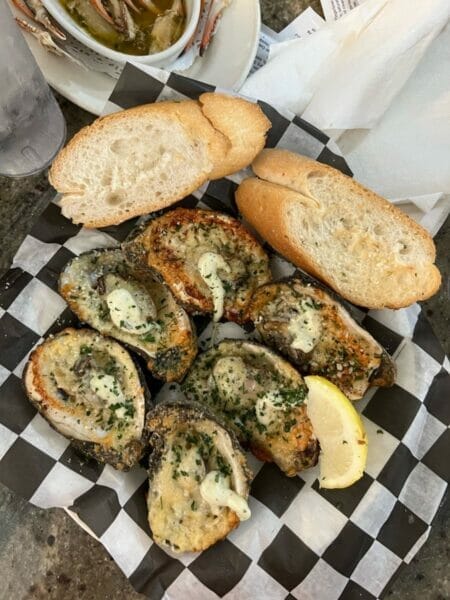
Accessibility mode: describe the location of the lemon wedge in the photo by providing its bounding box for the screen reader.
[305,375,368,489]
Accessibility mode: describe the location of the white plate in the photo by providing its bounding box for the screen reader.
[8,0,260,116]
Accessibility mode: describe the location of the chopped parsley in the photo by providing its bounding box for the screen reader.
[278,386,308,407]
[216,454,231,477]
[141,332,155,343]
[283,418,297,433]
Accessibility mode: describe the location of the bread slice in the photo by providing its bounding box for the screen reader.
[49,95,270,228]
[50,100,229,228]
[199,93,271,180]
[236,149,441,309]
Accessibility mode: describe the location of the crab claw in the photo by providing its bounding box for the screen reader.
[119,1,137,40]
[89,0,116,26]
[182,0,206,54]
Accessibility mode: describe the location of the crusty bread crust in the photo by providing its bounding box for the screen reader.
[236,150,441,309]
[237,178,325,278]
[199,93,271,180]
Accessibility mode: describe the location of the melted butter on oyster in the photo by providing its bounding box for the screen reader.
[288,300,323,353]
[59,248,197,382]
[183,340,319,477]
[200,471,250,521]
[146,404,252,553]
[106,286,156,335]
[247,278,396,401]
[24,328,148,470]
[255,390,289,428]
[102,272,159,337]
[197,252,231,322]
[89,372,125,405]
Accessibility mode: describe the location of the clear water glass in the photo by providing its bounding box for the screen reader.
[0,0,66,177]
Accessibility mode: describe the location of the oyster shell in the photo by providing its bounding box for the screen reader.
[23,328,151,470]
[247,277,396,400]
[123,208,271,323]
[146,401,252,553]
[59,248,197,382]
[183,340,319,476]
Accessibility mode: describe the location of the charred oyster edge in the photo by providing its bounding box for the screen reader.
[23,328,153,471]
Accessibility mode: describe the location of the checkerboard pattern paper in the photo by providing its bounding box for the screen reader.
[0,63,448,600]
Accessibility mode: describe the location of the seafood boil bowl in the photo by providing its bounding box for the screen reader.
[40,0,201,67]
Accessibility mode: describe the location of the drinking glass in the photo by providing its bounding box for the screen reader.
[0,0,66,177]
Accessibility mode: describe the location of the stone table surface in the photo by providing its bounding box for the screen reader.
[0,1,448,599]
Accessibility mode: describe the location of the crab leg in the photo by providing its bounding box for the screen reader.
[89,0,116,26]
[182,0,206,53]
[119,1,137,39]
[107,0,126,31]
[11,0,35,19]
[200,0,230,55]
[15,18,85,68]
[25,0,67,40]
[122,0,140,13]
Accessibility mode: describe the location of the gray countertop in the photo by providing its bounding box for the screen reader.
[0,1,448,598]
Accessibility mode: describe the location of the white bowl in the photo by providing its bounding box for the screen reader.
[42,0,201,67]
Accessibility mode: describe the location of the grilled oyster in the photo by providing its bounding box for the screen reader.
[146,402,252,553]
[124,208,271,323]
[183,340,319,476]
[23,328,150,470]
[59,248,197,382]
[247,278,396,400]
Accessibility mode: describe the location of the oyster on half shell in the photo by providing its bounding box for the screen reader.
[146,402,252,553]
[124,208,271,323]
[247,277,396,400]
[59,248,197,382]
[23,328,151,470]
[183,340,319,476]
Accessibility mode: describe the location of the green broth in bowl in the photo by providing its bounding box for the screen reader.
[60,0,186,55]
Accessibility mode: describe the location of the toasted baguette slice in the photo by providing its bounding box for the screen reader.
[50,100,229,228]
[199,93,271,180]
[49,95,270,228]
[236,149,440,309]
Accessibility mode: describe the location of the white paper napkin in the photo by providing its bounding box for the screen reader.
[241,0,450,130]
[336,22,450,198]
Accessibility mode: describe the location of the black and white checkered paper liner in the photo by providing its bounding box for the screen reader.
[0,64,448,600]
